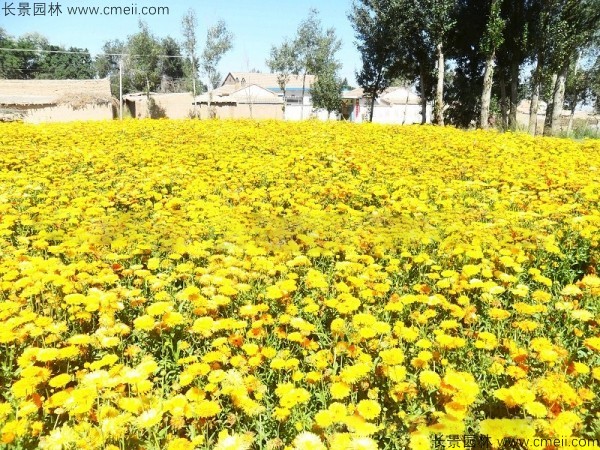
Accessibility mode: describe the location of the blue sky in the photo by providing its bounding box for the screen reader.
[1,0,362,85]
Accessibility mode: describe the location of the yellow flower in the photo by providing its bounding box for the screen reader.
[379,348,404,365]
[409,429,430,450]
[196,399,221,418]
[314,409,335,428]
[356,399,381,420]
[167,438,195,450]
[419,370,441,388]
[133,314,155,331]
[48,373,71,388]
[292,431,327,450]
[135,408,163,429]
[584,337,600,352]
[213,431,253,450]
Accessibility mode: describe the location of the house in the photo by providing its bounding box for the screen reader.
[222,72,316,104]
[193,83,284,119]
[342,86,431,124]
[221,72,323,120]
[123,92,197,119]
[0,79,113,123]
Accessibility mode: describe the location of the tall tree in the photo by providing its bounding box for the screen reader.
[421,0,457,125]
[95,39,126,96]
[181,8,200,111]
[159,37,184,81]
[350,0,401,122]
[266,39,298,113]
[127,21,161,97]
[37,45,94,79]
[480,0,505,129]
[593,55,600,113]
[311,68,343,118]
[292,9,341,119]
[564,58,593,134]
[495,0,533,130]
[201,20,234,90]
[542,0,600,135]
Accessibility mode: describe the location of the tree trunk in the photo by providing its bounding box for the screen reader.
[480,51,495,129]
[434,42,444,126]
[500,76,508,130]
[543,73,558,136]
[301,72,307,120]
[567,103,576,135]
[565,54,580,136]
[191,60,198,118]
[402,88,410,125]
[419,67,427,125]
[529,81,540,135]
[509,61,518,131]
[282,86,286,115]
[550,66,567,136]
[370,94,375,122]
[528,56,542,135]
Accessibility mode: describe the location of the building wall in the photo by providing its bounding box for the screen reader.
[125,93,196,119]
[198,103,283,120]
[10,104,113,123]
[372,104,430,125]
[284,105,330,121]
[349,99,431,124]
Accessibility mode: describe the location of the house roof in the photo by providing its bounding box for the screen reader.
[0,79,112,107]
[223,72,317,91]
[195,83,283,105]
[343,86,422,105]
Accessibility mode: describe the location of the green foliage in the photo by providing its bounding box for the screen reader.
[266,39,298,96]
[36,45,95,79]
[181,9,201,97]
[480,0,505,56]
[201,20,234,90]
[310,69,343,116]
[349,0,396,103]
[595,56,600,113]
[127,21,162,95]
[294,8,341,78]
[159,37,184,80]
[0,28,24,79]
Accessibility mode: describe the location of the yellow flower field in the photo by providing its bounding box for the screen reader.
[1,120,600,450]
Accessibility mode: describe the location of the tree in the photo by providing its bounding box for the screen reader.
[291,9,341,119]
[341,78,354,91]
[351,0,454,125]
[95,39,126,96]
[266,39,298,113]
[420,0,457,125]
[564,59,594,134]
[479,0,505,129]
[159,37,184,82]
[181,9,200,114]
[37,45,95,79]
[350,0,399,122]
[0,29,25,79]
[127,21,161,97]
[541,0,600,135]
[201,20,234,90]
[495,0,533,130]
[311,69,343,118]
[593,55,600,113]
